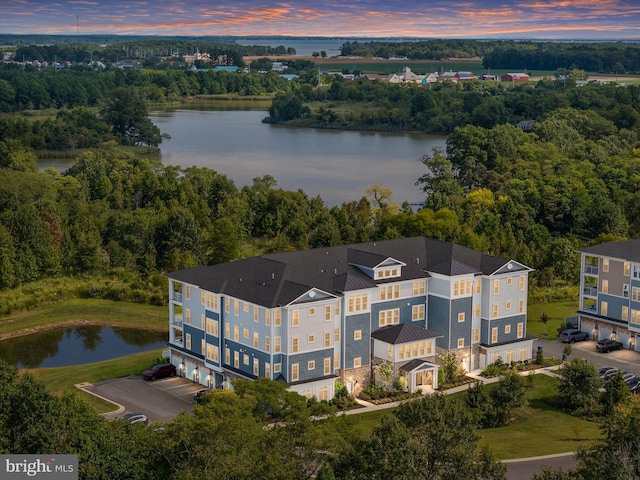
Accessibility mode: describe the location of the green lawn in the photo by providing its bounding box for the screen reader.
[528,300,579,340]
[0,299,166,337]
[343,375,603,460]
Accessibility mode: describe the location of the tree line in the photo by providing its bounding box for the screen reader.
[340,39,640,73]
[268,75,640,134]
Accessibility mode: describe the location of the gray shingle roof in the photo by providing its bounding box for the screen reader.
[166,237,518,307]
[580,240,640,262]
[400,359,439,372]
[371,323,443,344]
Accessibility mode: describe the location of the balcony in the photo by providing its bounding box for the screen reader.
[172,292,183,303]
[171,336,183,348]
[582,286,598,297]
[171,315,183,327]
[584,265,599,275]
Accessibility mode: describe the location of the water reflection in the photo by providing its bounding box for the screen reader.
[0,326,168,369]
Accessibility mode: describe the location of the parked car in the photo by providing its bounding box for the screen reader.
[596,339,624,353]
[143,363,177,380]
[559,329,589,343]
[621,371,636,382]
[598,367,619,380]
[626,378,640,393]
[119,412,148,425]
[194,389,210,404]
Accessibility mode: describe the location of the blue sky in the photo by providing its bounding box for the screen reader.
[1,0,639,39]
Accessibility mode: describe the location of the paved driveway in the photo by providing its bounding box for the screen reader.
[82,376,204,423]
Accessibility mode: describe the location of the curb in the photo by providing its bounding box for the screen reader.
[501,451,575,464]
[75,382,125,417]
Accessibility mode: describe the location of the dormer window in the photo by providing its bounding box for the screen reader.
[375,267,400,279]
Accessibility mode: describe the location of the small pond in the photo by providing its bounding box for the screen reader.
[0,326,168,369]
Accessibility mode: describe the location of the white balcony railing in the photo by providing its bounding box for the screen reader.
[172,315,183,327]
[584,265,599,275]
[172,292,183,302]
[171,336,183,347]
[583,286,598,297]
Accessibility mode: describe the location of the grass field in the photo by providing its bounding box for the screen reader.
[528,300,579,340]
[343,374,603,460]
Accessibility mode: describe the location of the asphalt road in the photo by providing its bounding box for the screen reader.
[84,376,203,423]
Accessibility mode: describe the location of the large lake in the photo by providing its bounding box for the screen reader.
[149,103,447,206]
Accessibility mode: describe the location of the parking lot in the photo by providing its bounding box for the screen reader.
[82,375,205,423]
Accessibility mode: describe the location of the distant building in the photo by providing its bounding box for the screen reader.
[501,73,530,83]
[516,120,535,132]
[456,71,475,81]
[481,74,496,81]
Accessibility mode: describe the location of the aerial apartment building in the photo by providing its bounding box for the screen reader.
[165,237,534,399]
[577,239,640,350]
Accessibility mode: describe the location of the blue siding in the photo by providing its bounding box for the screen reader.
[599,293,631,323]
[184,325,204,355]
[450,297,472,349]
[481,315,526,344]
[288,348,334,382]
[371,297,425,329]
[428,296,450,349]
[345,313,370,368]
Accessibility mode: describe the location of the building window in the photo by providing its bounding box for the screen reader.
[473,304,480,318]
[225,323,230,338]
[233,326,239,341]
[457,338,464,348]
[380,285,400,301]
[265,336,271,352]
[243,328,249,339]
[601,301,608,316]
[603,259,609,272]
[234,300,239,316]
[185,309,191,325]
[413,280,425,295]
[475,279,481,293]
[292,337,299,353]
[274,310,281,326]
[274,363,281,373]
[633,287,640,302]
[491,327,498,343]
[334,353,339,369]
[309,307,315,316]
[506,278,512,286]
[602,279,609,294]
[419,342,425,355]
[517,322,524,338]
[348,294,368,313]
[254,358,259,375]
[265,363,271,379]
[206,319,219,336]
[493,280,499,295]
[185,333,191,349]
[622,306,629,321]
[265,310,270,326]
[505,301,512,310]
[388,345,393,359]
[325,305,331,321]
[465,279,472,295]
[225,298,229,313]
[308,360,315,371]
[185,285,191,300]
[473,328,480,343]
[308,334,315,344]
[426,340,433,355]
[324,358,331,375]
[492,352,501,363]
[335,301,340,315]
[318,386,329,402]
[225,348,230,365]
[324,332,331,347]
[201,314,205,329]
[625,262,631,276]
[453,281,460,297]
[292,310,299,327]
[243,354,249,366]
[492,304,498,318]
[631,310,640,325]
[254,306,259,322]
[519,276,525,291]
[354,330,362,341]
[234,351,239,368]
[379,309,399,327]
[291,364,299,381]
[353,357,362,368]
[202,339,205,355]
[243,302,249,312]
[334,327,340,342]
[505,325,511,334]
[201,290,205,305]
[518,300,524,314]
[253,332,259,348]
[412,305,425,321]
[398,345,405,359]
[505,349,515,363]
[519,347,528,361]
[275,337,281,353]
[458,312,465,323]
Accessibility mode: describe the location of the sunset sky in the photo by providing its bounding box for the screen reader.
[1,0,639,39]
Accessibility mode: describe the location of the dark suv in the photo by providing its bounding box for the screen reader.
[559,329,589,343]
[143,363,177,380]
[596,339,623,353]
